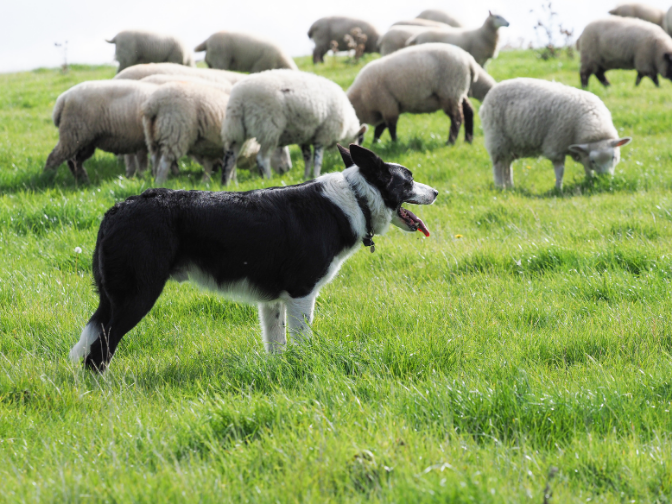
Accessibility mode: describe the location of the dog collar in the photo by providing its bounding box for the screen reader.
[349,181,376,253]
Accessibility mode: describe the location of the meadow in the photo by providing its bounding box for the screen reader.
[2,50,672,502]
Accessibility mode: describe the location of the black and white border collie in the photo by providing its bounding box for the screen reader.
[70,144,438,371]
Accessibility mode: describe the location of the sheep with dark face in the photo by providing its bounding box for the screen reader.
[577,17,672,87]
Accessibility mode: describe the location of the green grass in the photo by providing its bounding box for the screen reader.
[2,50,672,502]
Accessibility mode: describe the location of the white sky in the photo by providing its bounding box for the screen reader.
[2,0,671,73]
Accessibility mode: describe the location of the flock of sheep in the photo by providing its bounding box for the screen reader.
[45,3,672,189]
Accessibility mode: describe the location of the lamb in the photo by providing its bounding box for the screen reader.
[44,80,158,182]
[416,9,462,27]
[141,81,291,184]
[378,26,435,56]
[577,17,672,87]
[220,69,366,184]
[347,43,479,144]
[194,32,298,72]
[308,16,380,64]
[106,30,194,73]
[479,78,632,190]
[114,62,246,85]
[406,12,510,67]
[609,3,664,26]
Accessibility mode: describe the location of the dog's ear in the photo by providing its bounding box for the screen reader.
[349,143,384,176]
[337,144,354,167]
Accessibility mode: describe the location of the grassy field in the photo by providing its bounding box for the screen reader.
[2,51,672,502]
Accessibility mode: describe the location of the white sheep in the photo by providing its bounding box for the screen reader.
[220,69,366,184]
[44,80,158,182]
[141,81,290,184]
[577,17,672,87]
[479,78,632,190]
[416,9,462,27]
[664,7,672,35]
[308,17,380,64]
[609,3,664,25]
[140,74,233,93]
[406,12,510,67]
[392,18,451,28]
[469,64,497,101]
[378,26,434,56]
[347,43,478,144]
[194,32,298,72]
[114,62,246,85]
[106,30,194,73]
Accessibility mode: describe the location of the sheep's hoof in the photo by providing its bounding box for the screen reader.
[446,139,456,146]
[465,135,473,144]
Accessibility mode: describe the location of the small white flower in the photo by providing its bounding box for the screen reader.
[74,247,82,254]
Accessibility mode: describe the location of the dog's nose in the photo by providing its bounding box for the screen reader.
[433,189,439,198]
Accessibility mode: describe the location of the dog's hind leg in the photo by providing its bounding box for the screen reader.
[286,295,316,345]
[258,302,287,353]
[70,292,112,365]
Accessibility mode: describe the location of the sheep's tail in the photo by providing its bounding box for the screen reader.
[105,36,116,44]
[575,34,581,51]
[52,93,66,127]
[307,23,316,39]
[221,104,246,149]
[470,59,480,85]
[141,100,160,155]
[194,40,207,52]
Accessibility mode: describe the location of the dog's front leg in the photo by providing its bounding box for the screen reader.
[286,295,316,345]
[258,302,287,353]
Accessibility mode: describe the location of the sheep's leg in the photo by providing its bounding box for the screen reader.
[124,154,138,177]
[256,148,273,179]
[301,144,313,179]
[136,150,148,175]
[553,161,565,191]
[70,145,94,183]
[155,155,174,185]
[312,144,324,179]
[444,100,463,145]
[221,146,240,185]
[651,73,660,87]
[312,47,326,64]
[595,68,610,87]
[493,159,513,189]
[580,69,591,88]
[386,118,398,142]
[462,98,474,144]
[201,159,217,182]
[150,152,160,177]
[373,123,387,142]
[258,302,287,353]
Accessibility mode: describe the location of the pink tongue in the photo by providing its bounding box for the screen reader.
[405,208,430,237]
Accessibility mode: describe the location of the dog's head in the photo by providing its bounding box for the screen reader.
[338,144,438,235]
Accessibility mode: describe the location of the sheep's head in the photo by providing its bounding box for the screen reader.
[568,138,632,176]
[659,52,672,81]
[487,11,510,29]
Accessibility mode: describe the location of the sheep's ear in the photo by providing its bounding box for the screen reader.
[349,144,384,175]
[610,137,632,148]
[568,144,589,155]
[489,10,493,16]
[337,144,354,167]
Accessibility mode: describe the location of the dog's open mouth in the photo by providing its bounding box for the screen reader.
[398,206,430,237]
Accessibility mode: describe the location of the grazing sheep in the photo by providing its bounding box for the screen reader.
[378,26,434,56]
[106,30,194,73]
[45,80,158,182]
[142,81,290,183]
[308,16,380,64]
[577,17,672,87]
[406,12,510,67]
[221,69,366,184]
[347,43,478,144]
[114,62,246,85]
[416,9,462,27]
[194,32,298,72]
[609,3,664,26]
[479,78,632,190]
[468,64,497,101]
